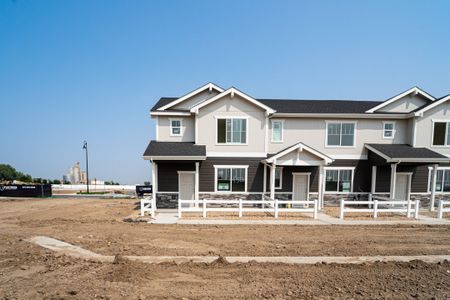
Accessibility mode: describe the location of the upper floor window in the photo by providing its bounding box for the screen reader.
[326,122,355,147]
[217,118,247,144]
[325,168,353,193]
[271,120,284,142]
[432,122,450,146]
[170,119,182,136]
[383,122,395,139]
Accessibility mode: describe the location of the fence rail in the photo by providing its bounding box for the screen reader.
[178,199,318,219]
[438,200,450,219]
[339,198,420,219]
[140,197,155,218]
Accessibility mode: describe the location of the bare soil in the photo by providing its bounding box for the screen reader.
[1,197,450,299]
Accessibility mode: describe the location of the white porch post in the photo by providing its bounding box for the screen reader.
[371,165,377,195]
[151,161,158,209]
[270,161,276,200]
[318,164,324,209]
[195,162,200,207]
[263,163,267,196]
[430,164,438,211]
[390,163,397,199]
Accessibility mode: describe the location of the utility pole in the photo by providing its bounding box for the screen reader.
[83,141,90,194]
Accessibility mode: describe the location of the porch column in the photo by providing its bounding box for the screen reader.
[318,164,324,209]
[430,164,438,211]
[371,166,377,195]
[151,161,158,209]
[390,163,397,199]
[195,162,200,206]
[263,163,267,195]
[270,161,276,200]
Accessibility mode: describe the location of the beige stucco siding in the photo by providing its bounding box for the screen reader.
[172,89,220,110]
[268,118,410,157]
[378,94,429,113]
[157,116,195,142]
[415,100,450,156]
[196,95,266,154]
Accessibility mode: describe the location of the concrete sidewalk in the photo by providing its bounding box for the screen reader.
[149,211,450,225]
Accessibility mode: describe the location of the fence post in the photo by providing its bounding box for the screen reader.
[202,199,206,218]
[414,200,420,219]
[368,193,372,209]
[239,198,243,218]
[313,199,318,220]
[406,199,411,218]
[438,200,443,219]
[374,200,378,219]
[150,200,155,218]
[339,199,345,220]
[274,199,279,218]
[178,200,182,218]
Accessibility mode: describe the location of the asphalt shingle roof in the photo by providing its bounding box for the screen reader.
[143,141,206,157]
[366,144,448,160]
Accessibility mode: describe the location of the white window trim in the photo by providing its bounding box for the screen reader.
[431,120,450,148]
[427,166,450,193]
[323,167,355,194]
[213,165,249,193]
[275,167,283,189]
[382,121,396,140]
[271,119,284,143]
[215,116,249,146]
[169,118,183,137]
[325,121,357,148]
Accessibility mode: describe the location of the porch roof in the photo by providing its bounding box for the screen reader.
[142,141,206,160]
[264,142,333,165]
[365,143,449,163]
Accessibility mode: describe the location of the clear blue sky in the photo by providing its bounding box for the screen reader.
[1,0,449,184]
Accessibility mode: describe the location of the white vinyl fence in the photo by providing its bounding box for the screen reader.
[438,200,450,219]
[339,196,420,220]
[140,197,155,218]
[178,199,318,219]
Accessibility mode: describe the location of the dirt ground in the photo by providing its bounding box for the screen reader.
[1,197,450,299]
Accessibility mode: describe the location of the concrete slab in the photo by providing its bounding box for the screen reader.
[30,236,450,265]
[149,212,178,224]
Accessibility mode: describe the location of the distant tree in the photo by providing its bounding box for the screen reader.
[52,179,61,184]
[0,164,18,181]
[144,181,151,186]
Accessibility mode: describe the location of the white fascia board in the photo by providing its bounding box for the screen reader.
[366,87,435,113]
[157,83,224,111]
[266,142,333,164]
[190,88,276,115]
[270,113,413,119]
[386,158,450,163]
[142,156,206,161]
[414,95,450,117]
[150,111,192,116]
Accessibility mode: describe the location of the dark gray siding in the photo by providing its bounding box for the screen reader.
[157,162,195,192]
[374,164,431,193]
[330,159,371,193]
[199,157,264,192]
[266,166,319,192]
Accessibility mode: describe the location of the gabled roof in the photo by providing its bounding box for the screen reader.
[365,143,449,163]
[366,87,435,113]
[190,87,276,115]
[143,141,206,160]
[156,83,224,111]
[265,142,333,164]
[414,94,450,116]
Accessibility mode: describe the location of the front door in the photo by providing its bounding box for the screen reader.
[292,173,309,201]
[179,172,195,201]
[395,173,410,200]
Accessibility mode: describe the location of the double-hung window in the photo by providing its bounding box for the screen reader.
[215,166,248,192]
[326,122,355,147]
[325,168,353,193]
[432,121,450,146]
[429,168,450,192]
[217,118,247,144]
[271,120,283,142]
[170,119,182,136]
[383,122,395,139]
